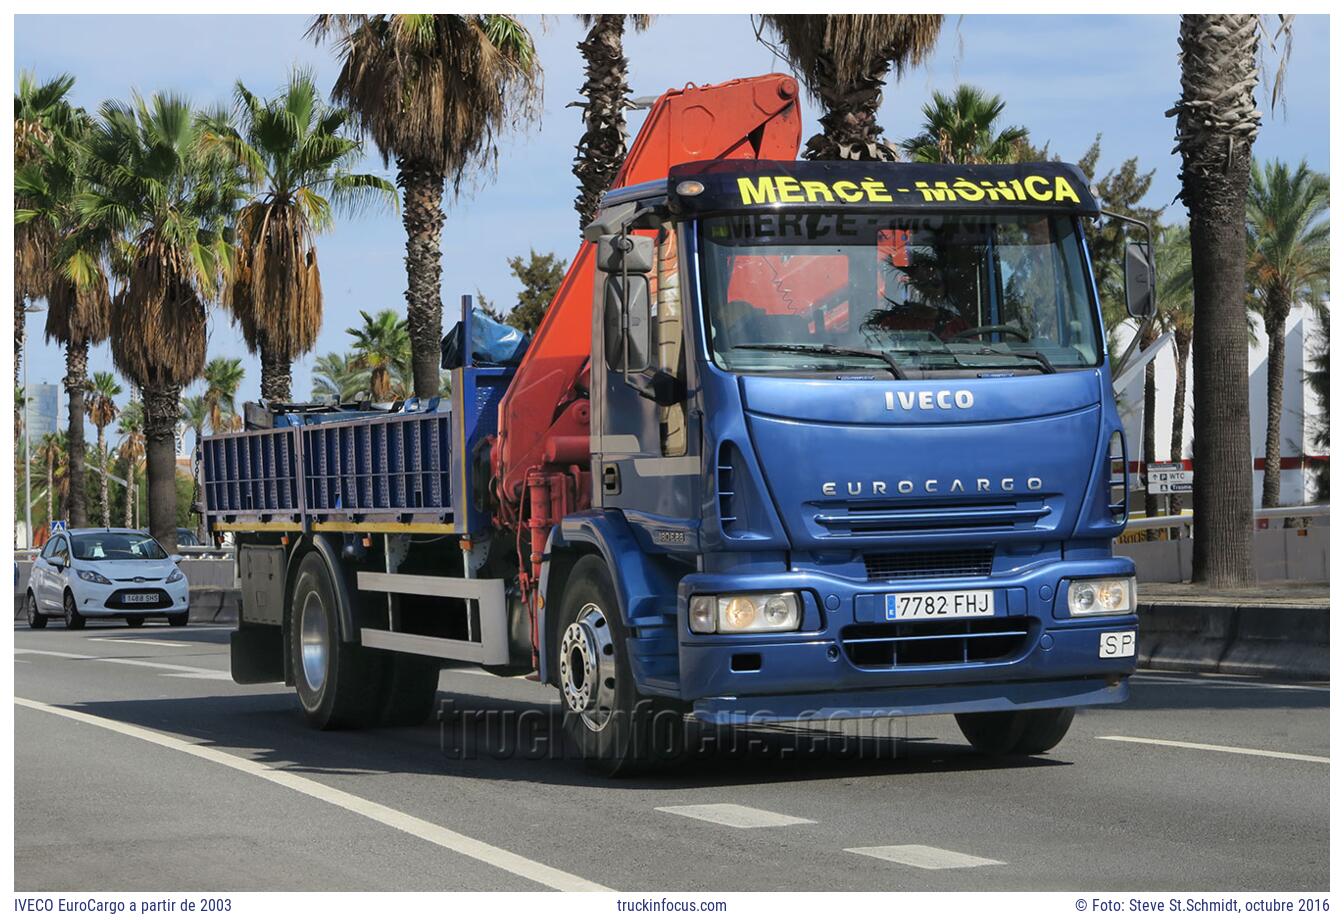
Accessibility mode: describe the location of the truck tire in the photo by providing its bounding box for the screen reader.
[376,653,442,727]
[289,552,384,730]
[955,707,1075,756]
[554,556,683,777]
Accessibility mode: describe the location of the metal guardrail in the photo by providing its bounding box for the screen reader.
[1123,503,1329,535]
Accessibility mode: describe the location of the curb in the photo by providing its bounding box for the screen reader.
[1138,603,1328,681]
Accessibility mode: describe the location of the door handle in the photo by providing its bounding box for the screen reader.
[602,463,621,496]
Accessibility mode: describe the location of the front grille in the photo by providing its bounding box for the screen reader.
[106,589,172,610]
[863,548,994,581]
[814,500,1049,537]
[841,617,1033,669]
[115,577,163,583]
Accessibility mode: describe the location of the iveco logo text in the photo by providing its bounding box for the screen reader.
[885,390,974,410]
[822,476,1044,497]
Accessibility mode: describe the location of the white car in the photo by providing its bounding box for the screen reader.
[25,528,190,629]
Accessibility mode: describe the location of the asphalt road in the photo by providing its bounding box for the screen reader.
[13,621,1329,891]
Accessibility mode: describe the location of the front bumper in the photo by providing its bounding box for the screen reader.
[72,584,190,617]
[674,558,1137,723]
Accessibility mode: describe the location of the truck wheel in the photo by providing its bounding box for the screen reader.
[26,592,47,629]
[554,556,682,777]
[376,654,442,727]
[955,707,1075,756]
[289,552,384,730]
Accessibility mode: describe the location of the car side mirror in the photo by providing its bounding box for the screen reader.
[1124,241,1156,319]
[170,554,184,565]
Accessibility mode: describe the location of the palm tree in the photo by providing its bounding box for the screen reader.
[346,309,410,402]
[311,351,365,402]
[180,393,211,541]
[757,15,942,160]
[116,401,145,528]
[17,106,113,528]
[76,92,244,550]
[202,357,246,434]
[1246,158,1329,509]
[203,70,396,404]
[36,431,66,529]
[900,85,1030,164]
[573,15,652,230]
[86,370,122,527]
[15,72,79,396]
[308,14,542,399]
[1167,14,1292,587]
[1154,225,1195,515]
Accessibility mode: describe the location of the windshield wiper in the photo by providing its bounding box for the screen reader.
[972,347,1058,374]
[733,343,907,379]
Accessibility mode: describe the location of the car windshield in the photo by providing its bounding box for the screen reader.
[698,212,1102,377]
[70,533,168,561]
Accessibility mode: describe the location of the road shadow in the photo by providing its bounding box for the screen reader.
[46,689,1066,791]
[1120,680,1328,712]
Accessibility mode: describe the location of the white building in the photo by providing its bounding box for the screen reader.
[1116,301,1328,508]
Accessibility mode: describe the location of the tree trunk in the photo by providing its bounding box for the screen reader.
[64,338,90,528]
[194,423,206,544]
[398,157,446,400]
[1169,329,1192,515]
[260,344,292,405]
[574,15,631,231]
[15,291,24,443]
[96,426,109,527]
[1170,14,1259,588]
[123,455,135,527]
[143,383,181,551]
[808,55,899,161]
[1141,324,1159,533]
[46,461,53,530]
[1261,299,1287,509]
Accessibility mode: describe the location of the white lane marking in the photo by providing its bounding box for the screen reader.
[1133,673,1329,693]
[87,638,192,648]
[1098,735,1328,764]
[656,804,815,829]
[14,697,610,892]
[846,845,1003,870]
[15,647,232,680]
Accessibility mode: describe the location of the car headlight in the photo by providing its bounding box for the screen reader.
[1068,577,1136,616]
[166,569,185,584]
[688,592,801,634]
[76,568,112,585]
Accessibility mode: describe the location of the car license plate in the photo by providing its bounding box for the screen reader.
[885,590,994,620]
[1099,630,1136,658]
[123,593,158,604]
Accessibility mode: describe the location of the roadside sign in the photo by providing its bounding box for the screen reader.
[1148,464,1193,494]
[50,519,67,533]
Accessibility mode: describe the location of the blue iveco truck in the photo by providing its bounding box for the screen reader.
[207,76,1152,775]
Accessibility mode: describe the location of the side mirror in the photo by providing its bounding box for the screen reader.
[170,554,185,565]
[638,370,686,407]
[1124,241,1156,319]
[598,234,654,375]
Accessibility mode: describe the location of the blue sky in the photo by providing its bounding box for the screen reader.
[15,13,1330,439]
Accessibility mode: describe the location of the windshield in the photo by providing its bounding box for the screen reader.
[71,532,168,561]
[698,212,1102,377]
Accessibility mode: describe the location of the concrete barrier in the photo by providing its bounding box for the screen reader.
[1122,526,1329,583]
[1138,602,1328,681]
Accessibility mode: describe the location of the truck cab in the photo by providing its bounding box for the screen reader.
[543,158,1141,768]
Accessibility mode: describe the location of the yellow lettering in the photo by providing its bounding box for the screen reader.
[738,176,778,205]
[952,178,985,202]
[1054,176,1081,203]
[833,180,863,203]
[915,180,954,202]
[775,176,805,203]
[861,178,893,202]
[1024,176,1052,201]
[800,180,835,203]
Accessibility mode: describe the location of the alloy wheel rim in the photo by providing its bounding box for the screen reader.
[299,589,330,692]
[558,603,618,732]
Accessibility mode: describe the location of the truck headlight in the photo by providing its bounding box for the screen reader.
[688,592,802,634]
[1068,577,1136,616]
[76,568,112,585]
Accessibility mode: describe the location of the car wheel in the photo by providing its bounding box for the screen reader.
[289,552,384,730]
[167,613,188,627]
[955,707,1075,756]
[63,593,86,630]
[26,592,48,629]
[125,616,146,628]
[554,556,684,777]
